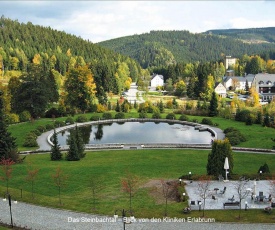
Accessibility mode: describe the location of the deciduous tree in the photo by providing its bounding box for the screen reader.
[26,163,39,198]
[64,65,96,112]
[0,158,15,193]
[121,170,139,211]
[52,166,68,205]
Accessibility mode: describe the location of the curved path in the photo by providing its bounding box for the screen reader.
[0,199,274,230]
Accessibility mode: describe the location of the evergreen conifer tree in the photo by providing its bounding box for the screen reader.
[208,92,218,117]
[207,139,234,177]
[75,125,85,159]
[0,90,18,160]
[66,131,80,161]
[50,129,62,161]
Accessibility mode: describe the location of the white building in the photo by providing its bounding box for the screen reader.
[224,56,237,69]
[252,73,275,101]
[223,75,255,91]
[214,82,227,98]
[150,74,164,88]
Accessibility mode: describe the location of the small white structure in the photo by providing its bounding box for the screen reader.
[224,157,229,182]
[214,82,227,98]
[150,74,164,88]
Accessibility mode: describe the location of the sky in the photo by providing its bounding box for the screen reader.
[1,0,275,43]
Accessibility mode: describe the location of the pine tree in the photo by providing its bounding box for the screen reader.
[0,90,18,161]
[207,139,234,177]
[66,131,80,161]
[75,125,85,159]
[208,92,218,117]
[50,129,62,161]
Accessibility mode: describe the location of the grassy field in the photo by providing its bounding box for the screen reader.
[1,149,275,223]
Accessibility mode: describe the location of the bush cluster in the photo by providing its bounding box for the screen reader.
[201,118,213,125]
[224,127,246,146]
[115,112,125,119]
[23,120,66,147]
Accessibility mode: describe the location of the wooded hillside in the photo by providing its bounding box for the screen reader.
[98,30,275,69]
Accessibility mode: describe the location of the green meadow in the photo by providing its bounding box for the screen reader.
[1,149,275,223]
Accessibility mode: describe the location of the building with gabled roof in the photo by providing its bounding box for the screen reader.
[150,73,164,88]
[223,74,255,91]
[214,82,227,98]
[252,73,275,101]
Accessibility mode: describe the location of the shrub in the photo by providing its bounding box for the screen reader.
[115,112,125,119]
[19,110,31,122]
[166,113,176,120]
[192,119,198,123]
[54,120,65,127]
[235,109,251,122]
[179,114,189,121]
[31,129,42,136]
[224,127,246,146]
[36,125,46,133]
[102,112,113,120]
[45,123,55,130]
[65,117,75,125]
[90,115,101,121]
[76,115,88,123]
[201,118,213,126]
[258,163,270,174]
[6,113,19,124]
[23,133,38,147]
[96,104,107,113]
[139,111,147,118]
[152,112,161,119]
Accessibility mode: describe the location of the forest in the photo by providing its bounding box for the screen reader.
[0,16,150,118]
[98,30,275,69]
[1,16,275,125]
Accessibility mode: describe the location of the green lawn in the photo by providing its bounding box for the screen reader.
[1,149,274,223]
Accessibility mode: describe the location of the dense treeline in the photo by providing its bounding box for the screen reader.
[98,30,275,69]
[0,16,152,125]
[0,16,144,84]
[205,27,275,44]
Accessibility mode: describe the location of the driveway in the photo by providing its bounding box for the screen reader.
[125,83,144,104]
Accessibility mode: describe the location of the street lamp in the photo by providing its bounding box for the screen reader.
[179,178,182,185]
[3,193,17,228]
[245,201,248,211]
[198,201,202,211]
[114,209,135,230]
[259,170,262,180]
[182,193,186,202]
[189,172,192,181]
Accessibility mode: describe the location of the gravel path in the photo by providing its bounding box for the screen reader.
[1,199,275,230]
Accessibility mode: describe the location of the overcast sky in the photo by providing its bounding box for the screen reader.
[1,1,275,43]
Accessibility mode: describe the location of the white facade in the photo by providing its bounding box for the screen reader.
[214,83,227,98]
[150,74,164,87]
[223,75,254,91]
[225,56,237,69]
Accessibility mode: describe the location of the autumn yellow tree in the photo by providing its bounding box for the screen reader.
[248,87,260,107]
[266,60,275,74]
[64,65,96,112]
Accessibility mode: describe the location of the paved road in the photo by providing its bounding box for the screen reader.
[125,83,144,104]
[0,199,274,230]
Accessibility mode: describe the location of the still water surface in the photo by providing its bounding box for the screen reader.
[56,122,212,145]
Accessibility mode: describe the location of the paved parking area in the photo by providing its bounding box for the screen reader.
[184,180,274,210]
